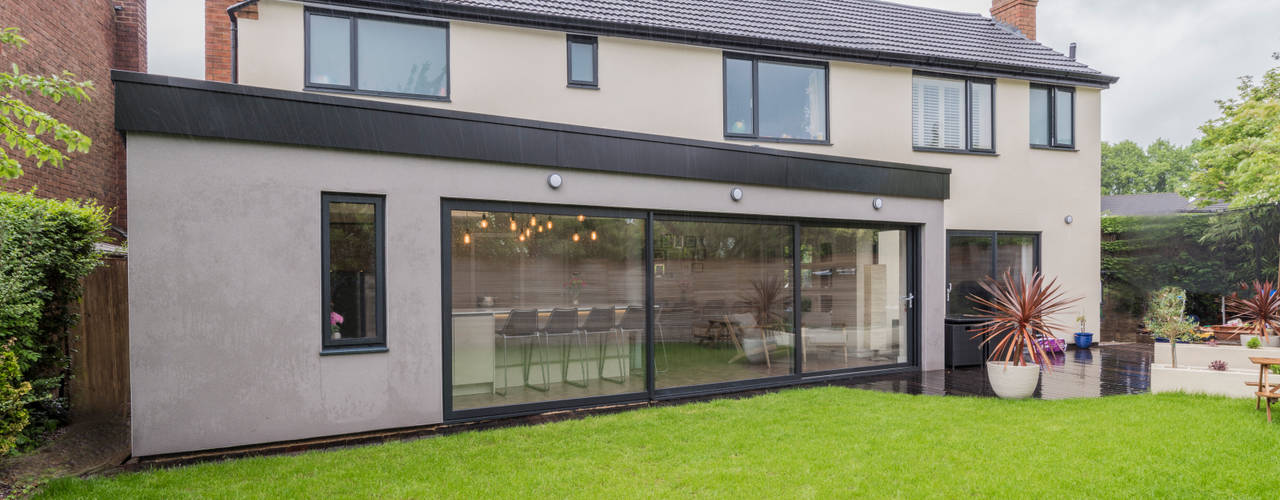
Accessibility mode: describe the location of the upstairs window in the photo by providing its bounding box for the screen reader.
[566,35,598,88]
[724,54,828,143]
[1030,84,1074,149]
[306,10,449,100]
[911,74,994,153]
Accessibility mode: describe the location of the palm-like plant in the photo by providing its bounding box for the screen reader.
[1226,280,1280,341]
[967,271,1080,369]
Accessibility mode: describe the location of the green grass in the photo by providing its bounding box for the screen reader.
[36,388,1280,499]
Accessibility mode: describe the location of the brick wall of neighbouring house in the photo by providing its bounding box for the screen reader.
[206,0,258,83]
[991,0,1037,41]
[0,0,145,231]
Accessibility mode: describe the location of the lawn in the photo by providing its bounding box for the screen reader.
[36,388,1280,499]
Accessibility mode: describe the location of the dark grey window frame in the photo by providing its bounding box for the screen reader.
[322,192,388,355]
[945,230,1042,316]
[441,199,920,422]
[304,8,451,102]
[911,71,997,155]
[566,34,598,89]
[1030,84,1076,150]
[722,52,831,145]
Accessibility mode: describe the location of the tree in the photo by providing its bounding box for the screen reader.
[1100,139,1197,195]
[1182,53,1280,207]
[0,27,93,180]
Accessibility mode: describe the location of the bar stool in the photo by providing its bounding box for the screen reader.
[544,307,588,388]
[494,309,548,395]
[582,307,625,384]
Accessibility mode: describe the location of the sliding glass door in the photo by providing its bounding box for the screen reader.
[445,201,918,418]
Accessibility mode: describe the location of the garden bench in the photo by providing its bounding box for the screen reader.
[1247,357,1280,423]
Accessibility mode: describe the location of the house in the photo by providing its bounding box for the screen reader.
[116,0,1114,456]
[0,0,145,234]
[1102,192,1230,217]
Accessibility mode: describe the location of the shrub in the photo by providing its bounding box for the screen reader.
[1271,364,1280,375]
[0,340,30,454]
[0,190,107,450]
[1248,337,1263,349]
[1209,360,1228,371]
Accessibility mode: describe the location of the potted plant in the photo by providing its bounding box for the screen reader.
[739,275,790,364]
[1226,280,1280,348]
[1145,286,1197,368]
[968,271,1080,399]
[1073,313,1093,349]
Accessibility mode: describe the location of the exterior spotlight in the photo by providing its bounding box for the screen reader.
[729,187,744,202]
[548,173,563,189]
[1064,215,1074,224]
[872,198,884,210]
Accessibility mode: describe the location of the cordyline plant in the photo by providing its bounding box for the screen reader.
[1225,280,1280,341]
[967,271,1080,370]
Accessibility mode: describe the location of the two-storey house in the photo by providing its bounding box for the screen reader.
[115,0,1115,456]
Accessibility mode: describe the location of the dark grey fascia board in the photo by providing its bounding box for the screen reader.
[300,0,1117,89]
[112,71,949,200]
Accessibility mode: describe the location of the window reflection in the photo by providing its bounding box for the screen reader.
[799,227,909,372]
[654,220,794,388]
[450,210,645,411]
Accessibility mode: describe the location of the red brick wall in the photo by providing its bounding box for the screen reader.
[0,0,145,231]
[206,0,258,83]
[991,0,1037,41]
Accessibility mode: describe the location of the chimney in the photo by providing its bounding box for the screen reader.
[112,1,147,73]
[205,0,258,82]
[991,0,1038,40]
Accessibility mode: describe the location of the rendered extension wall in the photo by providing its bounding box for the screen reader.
[127,133,946,456]
[232,0,1103,339]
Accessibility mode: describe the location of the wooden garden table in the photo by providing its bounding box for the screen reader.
[1247,357,1280,423]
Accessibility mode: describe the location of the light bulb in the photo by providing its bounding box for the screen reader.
[572,233,580,242]
[526,227,532,237]
[479,215,489,228]
[518,234,526,242]
[510,218,518,231]
[590,231,597,241]
[463,231,471,244]
[546,218,553,230]
[530,215,537,226]
[537,226,543,233]
[577,214,585,222]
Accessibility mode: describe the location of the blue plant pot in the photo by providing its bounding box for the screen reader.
[1074,332,1094,349]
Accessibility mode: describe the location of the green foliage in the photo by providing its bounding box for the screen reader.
[1102,208,1280,322]
[1144,286,1197,342]
[1101,139,1198,196]
[1270,364,1280,375]
[0,27,94,179]
[1248,337,1263,349]
[1183,54,1280,207]
[0,190,107,450]
[0,339,31,454]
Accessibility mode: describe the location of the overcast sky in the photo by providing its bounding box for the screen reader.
[148,0,1280,146]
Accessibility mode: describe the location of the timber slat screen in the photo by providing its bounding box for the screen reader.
[70,256,129,421]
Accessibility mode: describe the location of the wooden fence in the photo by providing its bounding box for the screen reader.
[69,256,129,422]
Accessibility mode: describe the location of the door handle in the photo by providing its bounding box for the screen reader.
[903,293,915,309]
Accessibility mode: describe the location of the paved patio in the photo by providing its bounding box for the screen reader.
[831,343,1153,399]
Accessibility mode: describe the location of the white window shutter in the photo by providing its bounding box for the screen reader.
[912,77,965,149]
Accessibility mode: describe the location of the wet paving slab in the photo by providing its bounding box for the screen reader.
[827,343,1153,399]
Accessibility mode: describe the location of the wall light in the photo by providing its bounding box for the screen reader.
[872,198,884,210]
[729,187,744,202]
[548,173,563,189]
[1064,215,1074,224]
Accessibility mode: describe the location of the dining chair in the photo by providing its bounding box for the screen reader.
[494,308,549,395]
[544,307,588,388]
[582,307,625,384]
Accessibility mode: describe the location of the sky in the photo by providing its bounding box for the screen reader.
[148,0,1280,147]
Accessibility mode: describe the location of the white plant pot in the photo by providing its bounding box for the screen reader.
[742,338,767,364]
[986,361,1040,399]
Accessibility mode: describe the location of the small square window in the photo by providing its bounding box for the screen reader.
[567,35,598,88]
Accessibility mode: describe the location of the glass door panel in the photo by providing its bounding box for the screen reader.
[653,219,794,388]
[800,227,909,372]
[947,235,993,317]
[449,210,646,411]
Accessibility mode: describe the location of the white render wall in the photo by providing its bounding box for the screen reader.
[127,133,946,456]
[236,0,1103,340]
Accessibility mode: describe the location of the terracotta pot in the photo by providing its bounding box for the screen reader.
[986,361,1040,399]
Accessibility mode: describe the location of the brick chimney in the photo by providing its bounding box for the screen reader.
[991,0,1038,40]
[205,0,258,82]
[113,1,147,72]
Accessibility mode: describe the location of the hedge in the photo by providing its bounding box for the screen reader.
[0,190,107,451]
